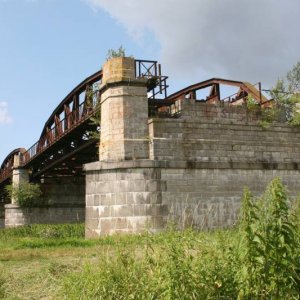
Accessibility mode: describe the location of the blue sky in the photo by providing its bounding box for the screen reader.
[1,0,300,164]
[0,0,160,163]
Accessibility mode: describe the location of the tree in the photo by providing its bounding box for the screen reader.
[287,61,300,92]
[271,61,300,124]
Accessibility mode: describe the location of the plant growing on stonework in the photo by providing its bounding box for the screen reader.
[106,45,126,60]
[5,182,42,207]
[246,95,260,112]
[246,95,281,128]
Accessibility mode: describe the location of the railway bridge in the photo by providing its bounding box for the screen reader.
[1,57,299,236]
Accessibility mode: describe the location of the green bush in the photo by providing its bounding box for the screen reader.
[5,182,42,207]
[246,95,260,112]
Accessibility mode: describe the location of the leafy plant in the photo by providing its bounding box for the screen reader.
[5,182,42,207]
[238,178,300,299]
[246,95,260,112]
[269,62,300,125]
[106,45,126,60]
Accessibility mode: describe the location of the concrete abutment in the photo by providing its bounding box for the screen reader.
[84,160,300,237]
[84,56,300,237]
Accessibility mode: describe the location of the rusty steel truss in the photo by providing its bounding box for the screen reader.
[0,59,166,187]
[148,78,272,117]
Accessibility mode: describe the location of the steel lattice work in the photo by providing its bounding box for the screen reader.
[0,60,167,187]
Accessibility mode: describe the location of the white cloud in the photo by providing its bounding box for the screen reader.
[0,102,13,124]
[85,0,300,87]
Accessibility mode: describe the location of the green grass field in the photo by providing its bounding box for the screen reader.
[0,224,240,300]
[1,179,299,299]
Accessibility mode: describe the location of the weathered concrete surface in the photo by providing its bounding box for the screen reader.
[99,85,149,161]
[85,58,300,237]
[99,57,149,162]
[5,204,84,228]
[84,160,300,236]
[85,163,166,237]
[149,100,300,164]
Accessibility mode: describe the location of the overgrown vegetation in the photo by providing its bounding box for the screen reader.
[246,61,300,128]
[269,61,300,126]
[106,45,127,60]
[0,223,84,239]
[237,179,300,298]
[60,178,300,299]
[1,178,299,299]
[4,182,42,207]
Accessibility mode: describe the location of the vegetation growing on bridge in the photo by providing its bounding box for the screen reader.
[106,45,127,60]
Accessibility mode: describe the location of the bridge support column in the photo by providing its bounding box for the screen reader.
[11,154,29,204]
[84,57,166,237]
[4,154,30,227]
[99,57,149,161]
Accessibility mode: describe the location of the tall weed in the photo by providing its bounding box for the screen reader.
[238,178,300,299]
[0,271,5,299]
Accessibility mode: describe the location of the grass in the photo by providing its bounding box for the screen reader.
[0,224,299,299]
[0,180,299,299]
[0,224,236,299]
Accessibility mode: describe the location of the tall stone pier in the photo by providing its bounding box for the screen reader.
[84,57,300,238]
[84,57,166,237]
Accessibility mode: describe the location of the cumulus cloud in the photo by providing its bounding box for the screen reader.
[86,0,300,87]
[0,102,13,124]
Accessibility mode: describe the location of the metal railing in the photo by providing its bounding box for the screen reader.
[21,91,101,167]
[135,59,168,99]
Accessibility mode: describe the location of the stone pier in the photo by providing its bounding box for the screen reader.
[85,57,167,237]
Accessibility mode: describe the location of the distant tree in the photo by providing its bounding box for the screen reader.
[287,61,300,92]
[270,61,300,124]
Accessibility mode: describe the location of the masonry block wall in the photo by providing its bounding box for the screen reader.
[149,100,300,164]
[84,58,300,237]
[0,207,4,228]
[85,162,166,237]
[4,176,85,228]
[85,100,300,236]
[41,176,85,206]
[160,166,299,229]
[5,205,84,228]
[100,85,149,161]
